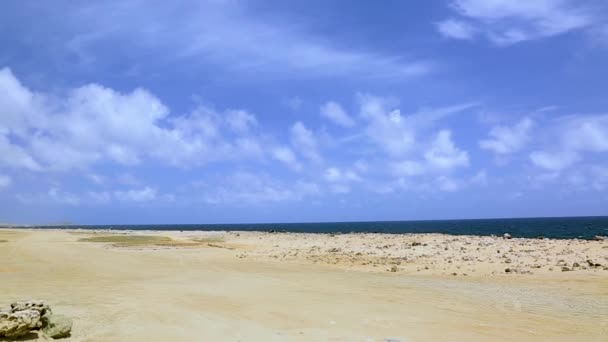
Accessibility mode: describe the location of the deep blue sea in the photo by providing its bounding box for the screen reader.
[26,216,608,239]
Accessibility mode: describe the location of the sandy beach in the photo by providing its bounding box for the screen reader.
[1,229,607,341]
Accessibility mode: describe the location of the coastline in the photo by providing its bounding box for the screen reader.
[1,228,607,341]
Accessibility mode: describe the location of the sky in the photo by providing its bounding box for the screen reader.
[1,0,608,224]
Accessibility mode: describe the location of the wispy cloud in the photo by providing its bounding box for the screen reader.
[437,0,600,45]
[10,1,433,80]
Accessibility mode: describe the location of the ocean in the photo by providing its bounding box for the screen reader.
[24,216,608,239]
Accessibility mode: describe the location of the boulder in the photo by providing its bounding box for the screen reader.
[0,309,41,338]
[1,300,72,339]
[41,314,72,339]
[503,233,512,239]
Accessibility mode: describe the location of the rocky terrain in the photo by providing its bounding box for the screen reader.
[222,231,608,276]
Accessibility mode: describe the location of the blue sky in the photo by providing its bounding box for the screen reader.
[1,0,608,224]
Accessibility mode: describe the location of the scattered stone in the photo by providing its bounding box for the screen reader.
[411,242,422,246]
[389,266,398,272]
[586,259,602,267]
[561,266,571,272]
[505,268,511,273]
[572,262,580,268]
[592,235,606,241]
[503,233,512,239]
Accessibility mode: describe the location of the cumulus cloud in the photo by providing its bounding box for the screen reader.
[480,117,534,154]
[438,0,596,45]
[424,130,470,170]
[530,115,608,171]
[358,94,475,157]
[320,101,355,127]
[0,67,272,171]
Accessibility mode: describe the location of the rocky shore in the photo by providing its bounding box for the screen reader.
[222,231,608,276]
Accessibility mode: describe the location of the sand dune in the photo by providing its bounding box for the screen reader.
[1,229,606,341]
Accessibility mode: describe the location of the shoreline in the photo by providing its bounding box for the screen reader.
[4,228,607,277]
[2,226,607,241]
[1,228,606,340]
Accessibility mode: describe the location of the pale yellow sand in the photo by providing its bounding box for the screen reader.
[1,229,607,341]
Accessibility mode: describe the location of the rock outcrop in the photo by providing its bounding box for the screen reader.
[0,309,41,338]
[0,300,72,339]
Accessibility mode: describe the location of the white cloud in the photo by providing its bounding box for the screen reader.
[530,115,608,171]
[480,117,534,154]
[529,150,580,171]
[358,94,475,157]
[358,95,414,156]
[436,19,477,40]
[290,122,321,163]
[323,167,361,194]
[114,187,157,202]
[324,167,361,183]
[439,0,595,45]
[0,67,269,171]
[0,174,11,189]
[225,110,257,134]
[320,101,355,127]
[0,135,42,171]
[424,130,470,170]
[271,146,302,171]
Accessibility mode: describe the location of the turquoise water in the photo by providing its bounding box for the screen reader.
[27,216,608,239]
